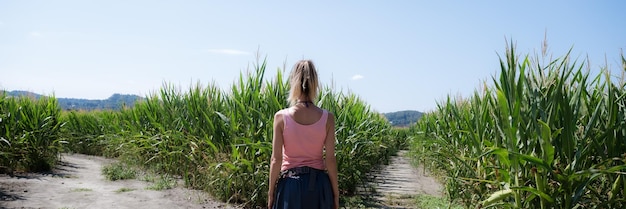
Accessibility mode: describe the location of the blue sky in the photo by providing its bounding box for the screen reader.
[1,1,625,113]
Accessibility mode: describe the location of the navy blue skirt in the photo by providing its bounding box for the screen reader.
[272,168,334,209]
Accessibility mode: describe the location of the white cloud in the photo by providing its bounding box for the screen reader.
[207,49,250,55]
[29,31,43,37]
[351,74,364,80]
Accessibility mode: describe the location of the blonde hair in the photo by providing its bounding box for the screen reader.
[288,60,319,106]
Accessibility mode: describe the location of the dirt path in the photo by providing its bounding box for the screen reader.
[0,154,239,209]
[1,151,442,209]
[359,150,443,208]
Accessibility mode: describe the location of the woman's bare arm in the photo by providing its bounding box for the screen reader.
[268,112,284,208]
[324,112,339,209]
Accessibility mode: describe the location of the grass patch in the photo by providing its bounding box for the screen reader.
[115,187,135,193]
[70,188,92,192]
[101,162,136,181]
[415,194,462,209]
[340,195,368,208]
[144,174,177,191]
[382,193,417,207]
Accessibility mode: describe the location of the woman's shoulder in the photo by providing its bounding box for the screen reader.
[319,108,335,124]
[274,108,291,117]
[273,108,290,126]
[320,108,334,116]
[274,108,287,115]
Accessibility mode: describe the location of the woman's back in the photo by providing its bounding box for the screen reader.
[280,105,328,171]
[289,105,324,125]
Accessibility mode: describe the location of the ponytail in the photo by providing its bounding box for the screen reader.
[288,60,319,106]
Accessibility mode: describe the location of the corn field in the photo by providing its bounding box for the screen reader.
[411,43,626,208]
[52,59,404,208]
[0,94,64,173]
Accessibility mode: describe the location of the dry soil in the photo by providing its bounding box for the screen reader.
[0,154,239,209]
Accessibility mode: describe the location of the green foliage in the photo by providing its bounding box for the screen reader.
[145,174,177,190]
[319,90,403,194]
[60,110,121,156]
[0,93,64,173]
[60,58,404,208]
[411,42,626,208]
[339,195,368,208]
[415,194,463,209]
[102,162,137,181]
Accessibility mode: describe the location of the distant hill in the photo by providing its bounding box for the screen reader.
[383,110,424,127]
[4,91,424,123]
[2,90,143,111]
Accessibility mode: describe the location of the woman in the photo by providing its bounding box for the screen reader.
[268,60,339,209]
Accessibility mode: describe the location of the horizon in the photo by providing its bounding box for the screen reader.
[2,1,625,113]
[3,89,427,114]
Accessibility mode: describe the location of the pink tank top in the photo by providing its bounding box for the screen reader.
[279,107,328,171]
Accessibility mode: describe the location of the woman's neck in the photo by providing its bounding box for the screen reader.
[296,99,313,108]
